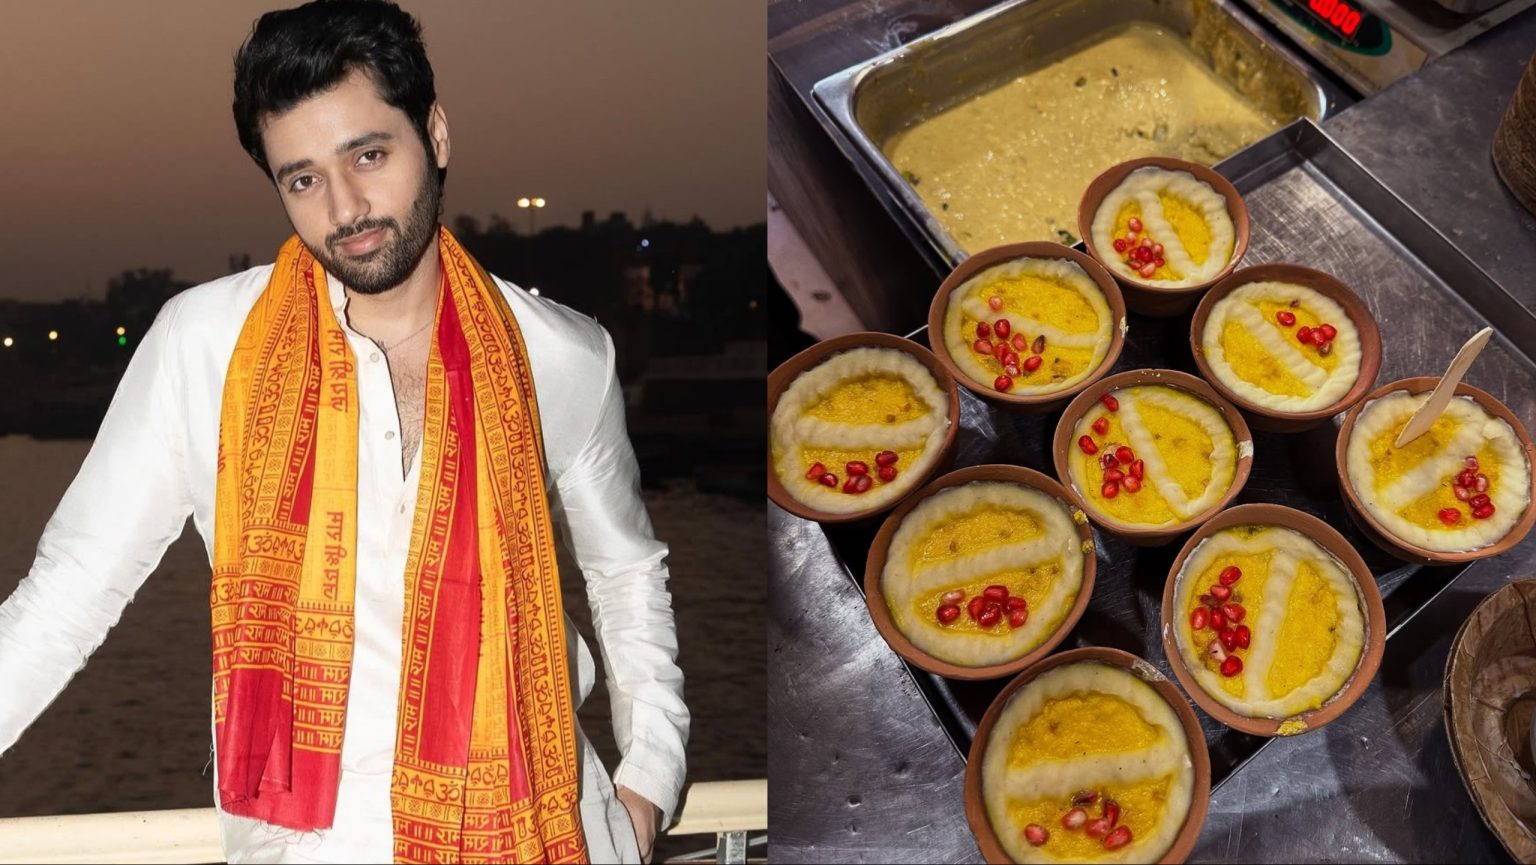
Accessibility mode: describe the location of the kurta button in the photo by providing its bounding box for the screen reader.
[370,352,381,363]
[385,430,396,440]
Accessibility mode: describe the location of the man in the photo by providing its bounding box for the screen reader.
[0,2,687,862]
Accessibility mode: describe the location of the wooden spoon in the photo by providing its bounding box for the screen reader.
[1395,326,1495,448]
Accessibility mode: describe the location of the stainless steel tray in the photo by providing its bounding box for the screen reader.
[817,118,1536,788]
[811,0,1356,271]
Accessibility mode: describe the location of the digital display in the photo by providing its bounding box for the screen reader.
[1303,0,1364,40]
[1274,0,1390,54]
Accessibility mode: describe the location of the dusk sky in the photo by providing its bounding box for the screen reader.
[0,1,765,301]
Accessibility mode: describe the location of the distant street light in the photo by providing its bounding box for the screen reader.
[2,337,11,348]
[48,330,58,341]
[529,287,540,297]
[116,326,126,336]
[516,196,547,235]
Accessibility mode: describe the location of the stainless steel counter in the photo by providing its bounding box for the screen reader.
[768,5,1536,863]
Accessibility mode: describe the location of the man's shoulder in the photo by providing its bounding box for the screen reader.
[490,273,612,368]
[158,265,273,335]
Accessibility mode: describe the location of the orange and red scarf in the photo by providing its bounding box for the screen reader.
[211,228,588,863]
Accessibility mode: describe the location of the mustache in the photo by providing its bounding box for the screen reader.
[327,217,398,250]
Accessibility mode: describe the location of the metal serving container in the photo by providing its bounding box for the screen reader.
[812,0,1354,269]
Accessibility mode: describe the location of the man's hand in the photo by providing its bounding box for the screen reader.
[616,785,662,864]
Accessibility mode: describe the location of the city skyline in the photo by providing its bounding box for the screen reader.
[0,1,765,301]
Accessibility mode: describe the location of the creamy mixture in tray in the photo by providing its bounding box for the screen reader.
[884,23,1284,253]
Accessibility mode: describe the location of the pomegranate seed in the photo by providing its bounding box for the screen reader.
[1105,467,1125,483]
[1135,246,1152,262]
[1234,624,1251,648]
[1206,638,1227,663]
[1130,459,1145,479]
[1219,627,1238,652]
[1151,242,1164,256]
[1221,655,1244,677]
[1296,325,1314,344]
[1062,808,1088,829]
[1475,503,1497,519]
[941,589,965,604]
[1471,493,1491,509]
[995,318,1012,339]
[968,597,986,620]
[1011,333,1028,352]
[1116,446,1135,464]
[1101,452,1120,469]
[1032,335,1046,354]
[977,604,1001,628]
[878,465,898,482]
[1209,609,1226,630]
[1276,310,1296,327]
[1102,480,1120,499]
[1209,584,1232,602]
[1023,354,1043,372]
[1092,416,1110,435]
[854,474,872,493]
[1125,232,1138,245]
[1138,262,1157,278]
[984,585,1009,601]
[1154,257,1166,268]
[842,476,860,494]
[995,375,1014,392]
[1025,824,1049,846]
[1466,455,1480,471]
[1073,790,1100,806]
[1121,475,1142,493]
[1457,469,1476,488]
[973,338,991,355]
[805,462,826,481]
[819,473,838,487]
[1221,602,1246,623]
[1101,394,1120,412]
[1079,436,1099,455]
[976,321,991,339]
[1113,238,1128,253]
[1476,474,1490,493]
[1190,608,1209,631]
[847,461,868,476]
[1318,340,1333,357]
[1008,608,1028,628]
[1290,298,1301,308]
[1199,594,1214,607]
[1103,799,1120,828]
[1219,565,1242,586]
[1128,216,1143,233]
[876,450,899,467]
[1006,596,1028,611]
[993,341,1009,360]
[1140,236,1152,249]
[1085,818,1112,839]
[1454,485,1472,502]
[1001,352,1019,370]
[1319,323,1337,341]
[937,604,960,625]
[987,296,1003,311]
[1004,364,1021,377]
[1104,826,1133,850]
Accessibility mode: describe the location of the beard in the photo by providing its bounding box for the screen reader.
[312,159,442,296]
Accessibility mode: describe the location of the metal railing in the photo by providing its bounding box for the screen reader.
[0,778,766,865]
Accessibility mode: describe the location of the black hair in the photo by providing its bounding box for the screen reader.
[232,0,442,183]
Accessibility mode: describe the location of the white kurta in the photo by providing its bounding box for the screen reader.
[0,263,690,864]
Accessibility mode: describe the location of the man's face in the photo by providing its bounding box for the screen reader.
[259,68,448,295]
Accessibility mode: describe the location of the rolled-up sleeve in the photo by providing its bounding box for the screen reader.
[552,327,690,827]
[0,298,193,757]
